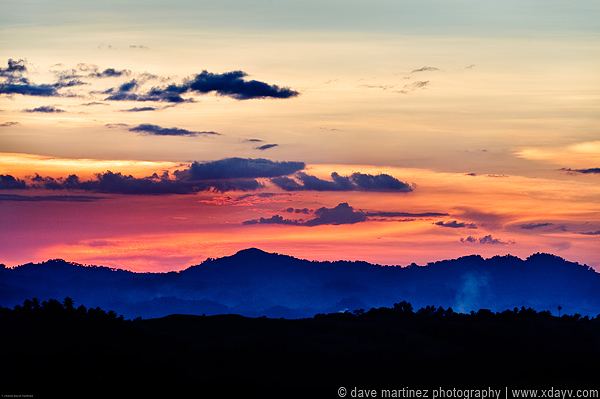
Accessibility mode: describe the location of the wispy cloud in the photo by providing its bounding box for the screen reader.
[411,66,439,73]
[256,144,278,151]
[128,124,219,137]
[434,220,477,229]
[23,106,65,113]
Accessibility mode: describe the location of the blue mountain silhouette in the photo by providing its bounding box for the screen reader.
[1,248,598,318]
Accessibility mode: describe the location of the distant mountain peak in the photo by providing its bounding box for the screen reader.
[30,258,80,268]
[233,247,272,257]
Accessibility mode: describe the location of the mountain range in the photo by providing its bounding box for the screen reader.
[1,248,598,318]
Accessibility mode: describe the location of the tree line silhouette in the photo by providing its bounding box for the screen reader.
[1,298,598,398]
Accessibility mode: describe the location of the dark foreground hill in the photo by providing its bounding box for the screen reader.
[0,299,598,398]
[1,249,599,318]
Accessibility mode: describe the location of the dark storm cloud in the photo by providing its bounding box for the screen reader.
[520,222,554,230]
[244,203,367,227]
[129,124,220,137]
[0,175,27,189]
[24,106,65,113]
[181,158,305,180]
[434,220,477,229]
[561,168,600,175]
[255,144,278,150]
[271,172,413,192]
[411,66,439,73]
[245,138,263,142]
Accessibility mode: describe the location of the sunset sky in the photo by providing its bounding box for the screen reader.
[1,0,599,271]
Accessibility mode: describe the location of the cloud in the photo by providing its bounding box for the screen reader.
[0,59,90,97]
[0,58,27,79]
[561,168,600,175]
[456,208,508,229]
[105,123,130,129]
[181,158,305,180]
[0,58,87,97]
[129,124,219,137]
[284,207,311,214]
[53,78,87,88]
[24,105,65,113]
[30,171,261,195]
[180,70,299,100]
[243,215,301,226]
[52,63,129,80]
[2,157,306,195]
[520,222,554,230]
[236,192,290,201]
[580,230,600,236]
[0,193,101,202]
[244,202,367,227]
[0,82,59,97]
[123,106,159,112]
[517,142,600,169]
[365,211,447,218]
[245,138,263,142]
[271,172,413,192]
[105,70,299,102]
[1,159,424,197]
[90,68,130,78]
[81,102,108,106]
[398,80,429,94]
[0,121,19,127]
[460,235,513,245]
[104,79,187,103]
[0,174,27,189]
[434,220,477,229]
[244,203,444,227]
[305,203,367,226]
[255,144,278,151]
[411,66,439,73]
[129,45,149,49]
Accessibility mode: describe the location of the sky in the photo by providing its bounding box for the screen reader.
[1,0,599,271]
